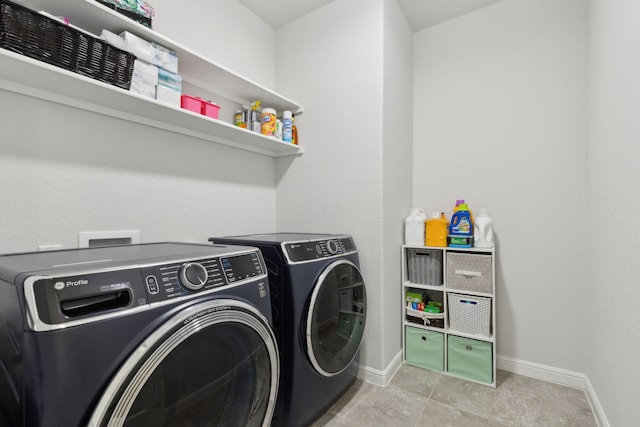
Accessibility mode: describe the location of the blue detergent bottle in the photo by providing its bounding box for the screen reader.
[448,203,473,247]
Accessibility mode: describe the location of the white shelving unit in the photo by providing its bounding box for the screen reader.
[1,0,304,158]
[402,244,497,387]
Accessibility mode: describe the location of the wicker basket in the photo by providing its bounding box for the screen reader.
[0,0,135,89]
[447,293,491,337]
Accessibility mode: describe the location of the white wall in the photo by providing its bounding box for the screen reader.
[382,0,414,367]
[0,1,278,253]
[152,0,276,89]
[274,0,388,371]
[413,0,589,373]
[587,0,640,424]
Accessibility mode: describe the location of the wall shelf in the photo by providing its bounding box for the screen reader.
[2,0,304,158]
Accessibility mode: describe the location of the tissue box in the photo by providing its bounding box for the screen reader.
[100,29,126,50]
[129,59,158,99]
[156,84,181,107]
[120,31,178,73]
[130,80,156,99]
[152,43,178,74]
[132,59,158,84]
[158,68,182,91]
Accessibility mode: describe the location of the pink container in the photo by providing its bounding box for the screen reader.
[202,100,220,119]
[180,95,202,114]
[180,95,220,119]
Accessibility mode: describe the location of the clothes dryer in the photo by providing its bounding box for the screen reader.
[0,242,278,427]
[210,233,367,427]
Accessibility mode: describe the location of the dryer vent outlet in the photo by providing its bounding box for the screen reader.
[78,230,140,248]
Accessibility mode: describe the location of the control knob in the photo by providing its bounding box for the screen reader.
[179,262,209,291]
[326,240,339,255]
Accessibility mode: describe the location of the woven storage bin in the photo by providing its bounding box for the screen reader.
[406,248,443,286]
[447,293,491,337]
[446,252,492,294]
[0,0,135,89]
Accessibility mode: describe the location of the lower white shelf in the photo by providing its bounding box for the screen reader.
[0,49,304,158]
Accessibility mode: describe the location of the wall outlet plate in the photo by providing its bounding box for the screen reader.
[78,230,140,248]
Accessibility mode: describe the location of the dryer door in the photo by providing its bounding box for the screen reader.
[89,300,279,427]
[306,260,367,376]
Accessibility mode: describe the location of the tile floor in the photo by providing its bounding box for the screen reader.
[312,364,597,427]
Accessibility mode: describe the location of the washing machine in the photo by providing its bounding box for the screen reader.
[0,242,279,427]
[210,233,367,427]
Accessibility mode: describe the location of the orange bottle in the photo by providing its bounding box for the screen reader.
[426,212,448,247]
[292,114,299,145]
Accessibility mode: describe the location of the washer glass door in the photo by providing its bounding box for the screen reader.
[90,300,279,427]
[306,260,367,376]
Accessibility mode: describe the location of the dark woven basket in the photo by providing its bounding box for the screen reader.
[95,0,152,29]
[0,0,135,89]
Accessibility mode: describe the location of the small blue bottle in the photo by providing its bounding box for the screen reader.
[282,110,293,143]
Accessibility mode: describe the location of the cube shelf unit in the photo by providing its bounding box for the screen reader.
[401,244,496,387]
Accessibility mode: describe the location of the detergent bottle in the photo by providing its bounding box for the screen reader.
[448,203,473,247]
[404,208,426,246]
[425,212,448,247]
[474,208,495,248]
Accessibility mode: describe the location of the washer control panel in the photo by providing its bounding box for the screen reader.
[18,244,268,331]
[143,251,265,303]
[284,237,357,263]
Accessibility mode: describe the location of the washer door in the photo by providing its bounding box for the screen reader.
[306,260,367,376]
[89,300,279,427]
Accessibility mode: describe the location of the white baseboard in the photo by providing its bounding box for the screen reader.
[497,355,609,427]
[496,354,585,389]
[584,375,610,427]
[357,350,403,386]
[360,353,609,426]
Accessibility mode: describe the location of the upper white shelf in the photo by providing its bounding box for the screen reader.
[0,50,303,157]
[3,0,304,157]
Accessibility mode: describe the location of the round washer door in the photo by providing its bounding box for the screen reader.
[306,260,367,377]
[89,299,279,427]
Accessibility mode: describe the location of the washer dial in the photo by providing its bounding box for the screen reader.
[326,240,338,255]
[179,262,209,291]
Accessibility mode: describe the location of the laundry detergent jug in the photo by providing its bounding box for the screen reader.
[448,203,473,248]
[426,212,448,247]
[474,208,495,248]
[405,208,426,246]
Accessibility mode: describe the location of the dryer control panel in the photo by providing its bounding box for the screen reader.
[284,237,357,263]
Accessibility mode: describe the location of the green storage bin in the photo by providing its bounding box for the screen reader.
[447,335,493,384]
[405,326,444,372]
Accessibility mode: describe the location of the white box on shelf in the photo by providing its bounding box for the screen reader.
[158,67,182,91]
[156,84,181,107]
[120,31,178,73]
